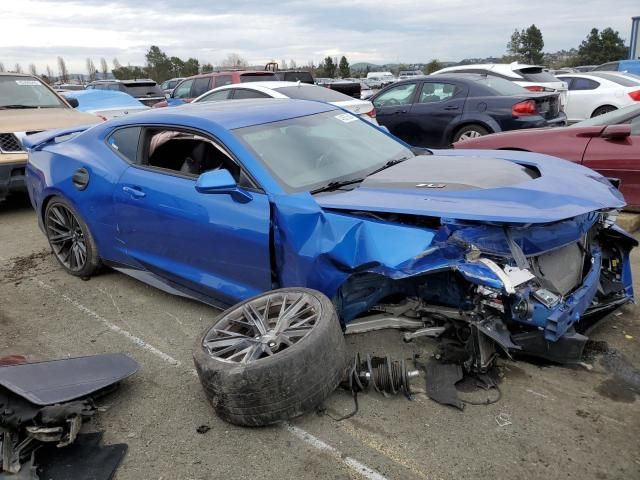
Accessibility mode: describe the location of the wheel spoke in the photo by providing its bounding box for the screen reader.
[49,233,73,244]
[243,304,267,336]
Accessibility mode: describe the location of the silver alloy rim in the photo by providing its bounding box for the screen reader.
[458,130,483,141]
[46,204,87,271]
[203,292,320,363]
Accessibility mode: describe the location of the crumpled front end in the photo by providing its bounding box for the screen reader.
[271,195,635,370]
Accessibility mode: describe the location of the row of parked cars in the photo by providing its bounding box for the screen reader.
[1,60,639,207]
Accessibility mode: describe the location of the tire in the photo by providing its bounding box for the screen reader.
[44,196,101,277]
[453,124,490,143]
[193,288,349,427]
[591,105,617,118]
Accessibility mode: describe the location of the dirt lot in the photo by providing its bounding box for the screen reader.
[1,193,639,480]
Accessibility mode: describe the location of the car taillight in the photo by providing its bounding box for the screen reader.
[512,100,537,116]
[366,109,376,118]
[629,90,640,101]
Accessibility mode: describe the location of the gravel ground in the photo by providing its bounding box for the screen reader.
[1,193,639,480]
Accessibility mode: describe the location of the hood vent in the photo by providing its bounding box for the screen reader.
[0,133,24,153]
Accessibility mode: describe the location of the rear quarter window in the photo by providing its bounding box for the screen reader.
[107,127,141,163]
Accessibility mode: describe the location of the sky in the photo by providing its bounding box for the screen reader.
[1,0,638,74]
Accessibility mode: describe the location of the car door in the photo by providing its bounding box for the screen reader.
[562,77,600,122]
[109,125,273,306]
[372,82,418,141]
[405,80,467,147]
[582,118,640,209]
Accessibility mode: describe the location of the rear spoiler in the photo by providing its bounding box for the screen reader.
[22,124,94,152]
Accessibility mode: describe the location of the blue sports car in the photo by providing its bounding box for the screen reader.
[24,99,636,370]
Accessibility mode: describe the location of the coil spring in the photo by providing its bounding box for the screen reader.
[349,353,413,396]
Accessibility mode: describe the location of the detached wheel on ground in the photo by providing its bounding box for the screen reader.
[591,105,617,117]
[44,196,101,277]
[453,124,490,143]
[193,288,349,427]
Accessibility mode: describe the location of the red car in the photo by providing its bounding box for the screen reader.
[454,104,640,210]
[152,70,277,108]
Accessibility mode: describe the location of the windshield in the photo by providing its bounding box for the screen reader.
[234,110,412,192]
[514,67,560,83]
[0,75,66,108]
[571,104,640,127]
[123,83,164,97]
[276,85,352,102]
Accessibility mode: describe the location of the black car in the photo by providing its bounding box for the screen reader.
[370,74,567,148]
[86,79,165,107]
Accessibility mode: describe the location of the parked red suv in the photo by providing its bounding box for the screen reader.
[152,70,277,108]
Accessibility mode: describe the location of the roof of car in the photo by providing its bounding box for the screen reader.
[108,98,338,130]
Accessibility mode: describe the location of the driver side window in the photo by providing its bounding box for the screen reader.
[138,128,255,188]
[373,83,417,107]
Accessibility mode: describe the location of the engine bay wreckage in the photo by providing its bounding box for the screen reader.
[269,154,637,372]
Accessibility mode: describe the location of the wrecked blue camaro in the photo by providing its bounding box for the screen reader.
[25,99,636,370]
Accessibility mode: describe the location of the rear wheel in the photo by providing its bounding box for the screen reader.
[453,124,489,143]
[592,105,617,118]
[44,196,100,277]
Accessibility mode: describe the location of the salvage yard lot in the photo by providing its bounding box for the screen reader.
[1,193,639,480]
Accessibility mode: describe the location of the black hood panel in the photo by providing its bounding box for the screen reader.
[362,155,539,192]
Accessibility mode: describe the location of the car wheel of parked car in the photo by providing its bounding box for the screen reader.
[453,124,490,143]
[44,196,101,277]
[193,288,349,427]
[591,105,617,118]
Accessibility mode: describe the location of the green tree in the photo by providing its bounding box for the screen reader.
[320,56,336,78]
[575,27,628,65]
[520,25,544,64]
[424,59,443,74]
[182,58,200,77]
[505,25,544,64]
[338,56,350,78]
[169,56,184,76]
[145,45,172,82]
[201,63,214,73]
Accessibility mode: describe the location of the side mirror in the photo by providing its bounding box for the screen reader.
[195,169,252,203]
[601,124,631,140]
[64,96,79,108]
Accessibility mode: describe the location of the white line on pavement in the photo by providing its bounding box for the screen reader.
[35,278,182,367]
[285,423,389,480]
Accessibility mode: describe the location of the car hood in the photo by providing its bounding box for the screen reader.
[314,150,624,224]
[0,108,100,133]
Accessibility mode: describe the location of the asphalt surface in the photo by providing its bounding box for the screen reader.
[1,192,639,480]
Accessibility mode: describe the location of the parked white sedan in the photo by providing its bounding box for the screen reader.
[191,81,378,124]
[557,72,640,122]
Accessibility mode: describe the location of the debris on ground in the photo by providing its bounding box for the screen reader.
[0,353,138,478]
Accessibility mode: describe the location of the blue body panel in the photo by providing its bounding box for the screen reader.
[61,90,147,112]
[25,99,635,344]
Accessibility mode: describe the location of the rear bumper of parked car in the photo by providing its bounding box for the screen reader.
[505,112,567,132]
[0,153,28,201]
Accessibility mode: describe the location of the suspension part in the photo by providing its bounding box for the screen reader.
[346,354,419,396]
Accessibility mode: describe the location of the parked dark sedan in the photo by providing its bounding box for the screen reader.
[370,74,567,147]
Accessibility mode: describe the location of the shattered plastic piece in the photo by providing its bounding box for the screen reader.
[495,412,512,427]
[0,353,139,406]
[196,425,211,434]
[424,362,464,410]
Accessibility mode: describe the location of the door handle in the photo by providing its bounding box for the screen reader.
[122,186,146,198]
[444,106,459,111]
[394,110,408,114]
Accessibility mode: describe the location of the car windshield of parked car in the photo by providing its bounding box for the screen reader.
[513,67,560,83]
[124,83,164,97]
[0,75,66,109]
[276,85,352,102]
[234,110,412,192]
[472,76,529,95]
